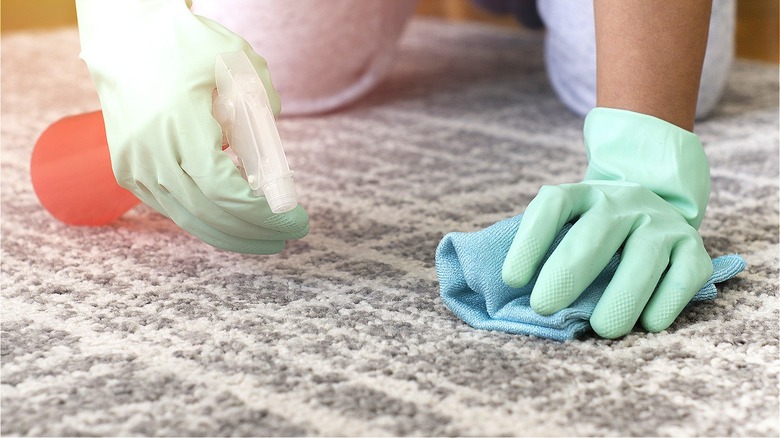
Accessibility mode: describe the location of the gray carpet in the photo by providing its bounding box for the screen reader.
[2,19,779,436]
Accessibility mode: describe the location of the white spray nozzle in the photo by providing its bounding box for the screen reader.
[213,51,297,214]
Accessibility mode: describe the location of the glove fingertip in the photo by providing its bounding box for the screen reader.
[639,291,689,333]
[502,234,544,287]
[640,315,673,334]
[501,256,532,288]
[529,295,558,317]
[261,205,309,238]
[590,315,632,339]
[590,295,639,339]
[247,240,286,255]
[529,265,574,316]
[213,237,286,255]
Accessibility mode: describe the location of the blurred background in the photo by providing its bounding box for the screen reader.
[1,0,777,63]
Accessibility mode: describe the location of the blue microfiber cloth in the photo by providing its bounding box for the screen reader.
[435,214,747,341]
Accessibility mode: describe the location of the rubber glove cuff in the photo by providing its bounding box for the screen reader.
[583,108,710,229]
[75,0,281,117]
[77,0,187,59]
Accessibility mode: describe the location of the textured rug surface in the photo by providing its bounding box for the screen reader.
[2,20,779,436]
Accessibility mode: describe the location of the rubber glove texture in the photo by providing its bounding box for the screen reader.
[75,0,308,254]
[502,108,713,338]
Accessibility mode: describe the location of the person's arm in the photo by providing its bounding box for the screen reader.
[595,0,712,131]
[502,0,716,338]
[75,0,308,254]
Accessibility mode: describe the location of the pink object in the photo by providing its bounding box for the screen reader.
[191,0,416,115]
[30,111,140,226]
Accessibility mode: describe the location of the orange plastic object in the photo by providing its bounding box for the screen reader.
[31,111,140,226]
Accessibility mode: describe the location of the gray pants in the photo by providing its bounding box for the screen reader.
[193,0,735,118]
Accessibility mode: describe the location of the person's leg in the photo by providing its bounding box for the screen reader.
[537,0,735,120]
[191,0,417,116]
[696,0,735,118]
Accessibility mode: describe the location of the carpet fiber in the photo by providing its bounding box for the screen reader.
[2,20,778,436]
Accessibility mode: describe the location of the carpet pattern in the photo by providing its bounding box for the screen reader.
[2,20,778,436]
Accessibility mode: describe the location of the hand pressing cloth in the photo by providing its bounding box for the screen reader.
[435,214,746,341]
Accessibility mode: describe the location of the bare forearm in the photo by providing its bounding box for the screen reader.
[594,0,712,131]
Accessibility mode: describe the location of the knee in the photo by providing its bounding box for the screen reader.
[537,0,596,118]
[192,0,417,115]
[696,0,736,120]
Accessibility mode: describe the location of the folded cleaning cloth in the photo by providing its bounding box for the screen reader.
[435,214,747,341]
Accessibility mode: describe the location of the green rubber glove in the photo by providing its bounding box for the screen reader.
[502,108,713,338]
[75,0,308,254]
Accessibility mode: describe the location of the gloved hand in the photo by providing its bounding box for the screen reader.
[502,108,713,338]
[75,0,308,254]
